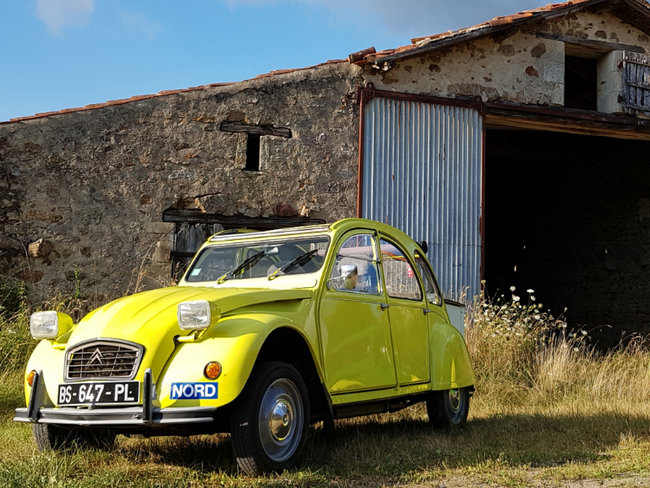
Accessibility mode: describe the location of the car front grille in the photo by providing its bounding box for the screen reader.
[65,340,143,380]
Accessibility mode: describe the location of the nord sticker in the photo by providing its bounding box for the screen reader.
[170,382,218,400]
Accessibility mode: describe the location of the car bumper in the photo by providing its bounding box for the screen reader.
[14,405,217,426]
[14,369,218,427]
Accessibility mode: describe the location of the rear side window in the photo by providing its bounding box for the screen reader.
[414,253,442,305]
[380,239,422,301]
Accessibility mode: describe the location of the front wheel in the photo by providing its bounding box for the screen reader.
[426,387,470,428]
[230,361,310,475]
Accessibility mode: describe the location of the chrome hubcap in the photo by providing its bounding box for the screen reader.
[448,389,461,413]
[258,378,303,462]
[270,399,293,441]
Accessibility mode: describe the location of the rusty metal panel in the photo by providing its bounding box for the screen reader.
[361,97,483,300]
[623,51,650,113]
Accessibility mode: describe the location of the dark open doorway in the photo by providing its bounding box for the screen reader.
[485,129,650,345]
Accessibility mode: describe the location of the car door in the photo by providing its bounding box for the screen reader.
[318,232,396,394]
[379,238,431,386]
[412,250,453,381]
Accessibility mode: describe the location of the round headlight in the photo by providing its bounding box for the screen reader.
[178,300,220,331]
[30,311,59,339]
[29,311,74,340]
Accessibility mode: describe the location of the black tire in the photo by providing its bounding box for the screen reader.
[230,361,310,475]
[426,387,470,428]
[33,424,116,451]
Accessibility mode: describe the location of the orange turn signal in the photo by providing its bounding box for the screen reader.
[204,361,222,380]
[26,370,36,387]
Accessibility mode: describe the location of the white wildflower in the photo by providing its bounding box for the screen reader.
[509,286,516,292]
[526,288,535,294]
[512,295,520,302]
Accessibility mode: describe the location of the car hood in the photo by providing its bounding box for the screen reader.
[66,286,312,376]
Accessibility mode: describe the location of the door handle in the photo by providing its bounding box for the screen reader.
[380,303,390,311]
[423,308,433,315]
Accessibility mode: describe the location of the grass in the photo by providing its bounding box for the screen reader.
[0,285,648,487]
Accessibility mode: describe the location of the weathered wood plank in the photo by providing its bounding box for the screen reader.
[219,121,292,138]
[537,32,645,55]
[163,209,325,229]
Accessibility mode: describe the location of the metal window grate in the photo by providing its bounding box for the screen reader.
[65,340,143,380]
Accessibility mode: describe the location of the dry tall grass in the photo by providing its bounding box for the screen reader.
[466,288,650,417]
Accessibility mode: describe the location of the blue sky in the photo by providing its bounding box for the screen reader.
[1,0,545,122]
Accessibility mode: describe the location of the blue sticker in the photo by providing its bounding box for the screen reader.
[170,382,218,400]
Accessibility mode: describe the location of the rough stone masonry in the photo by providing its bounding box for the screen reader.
[0,63,362,302]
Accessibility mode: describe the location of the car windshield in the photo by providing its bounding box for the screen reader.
[184,235,330,283]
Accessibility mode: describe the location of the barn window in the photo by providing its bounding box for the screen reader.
[245,133,261,171]
[565,55,598,110]
[220,121,292,172]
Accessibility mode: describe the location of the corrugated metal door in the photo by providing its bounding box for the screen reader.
[361,96,483,299]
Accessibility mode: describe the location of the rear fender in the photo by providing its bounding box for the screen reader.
[429,322,475,390]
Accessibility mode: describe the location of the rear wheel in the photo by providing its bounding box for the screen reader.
[230,361,310,475]
[33,424,116,451]
[426,387,470,428]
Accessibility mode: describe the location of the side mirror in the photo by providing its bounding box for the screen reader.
[418,240,429,254]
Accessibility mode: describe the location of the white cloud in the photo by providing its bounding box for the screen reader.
[120,11,161,39]
[37,0,94,36]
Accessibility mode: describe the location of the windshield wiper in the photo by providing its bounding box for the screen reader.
[268,249,319,280]
[217,250,268,283]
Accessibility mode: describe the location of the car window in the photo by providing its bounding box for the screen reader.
[380,239,422,301]
[329,234,380,295]
[414,253,442,305]
[185,236,329,282]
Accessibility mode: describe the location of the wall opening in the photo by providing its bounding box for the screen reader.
[485,129,650,346]
[245,133,261,171]
[220,121,292,172]
[565,55,598,110]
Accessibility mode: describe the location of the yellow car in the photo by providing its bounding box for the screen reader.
[15,218,475,474]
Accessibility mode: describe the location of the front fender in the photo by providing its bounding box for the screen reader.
[23,340,65,407]
[157,313,305,409]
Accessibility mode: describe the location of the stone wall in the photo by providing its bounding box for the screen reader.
[0,63,363,301]
[364,11,649,106]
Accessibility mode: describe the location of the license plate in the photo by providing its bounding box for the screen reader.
[58,381,140,406]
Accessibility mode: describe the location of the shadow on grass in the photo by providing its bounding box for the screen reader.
[110,408,650,478]
[304,410,650,474]
[116,434,236,474]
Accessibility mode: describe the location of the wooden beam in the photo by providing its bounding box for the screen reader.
[536,32,646,57]
[485,102,650,141]
[220,121,292,138]
[162,209,324,229]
